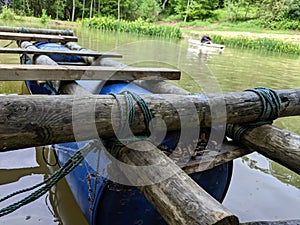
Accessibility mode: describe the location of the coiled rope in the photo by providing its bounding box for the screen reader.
[108,91,153,157]
[226,87,282,142]
[0,141,98,217]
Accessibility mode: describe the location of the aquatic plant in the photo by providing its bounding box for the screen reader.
[82,17,182,39]
[211,35,300,55]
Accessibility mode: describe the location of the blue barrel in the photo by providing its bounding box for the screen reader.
[25,43,233,225]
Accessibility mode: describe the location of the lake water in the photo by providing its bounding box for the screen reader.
[0,26,300,224]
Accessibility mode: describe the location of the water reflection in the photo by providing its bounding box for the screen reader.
[0,27,299,224]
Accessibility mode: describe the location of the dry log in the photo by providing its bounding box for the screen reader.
[1,88,300,151]
[0,26,74,36]
[229,124,300,175]
[116,141,239,225]
[0,48,122,58]
[0,31,77,43]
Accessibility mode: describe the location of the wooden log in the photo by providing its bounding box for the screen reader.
[65,42,98,65]
[0,26,74,36]
[0,32,77,43]
[0,48,122,58]
[228,124,300,175]
[59,79,240,225]
[133,80,190,94]
[115,141,239,225]
[0,64,181,81]
[241,220,300,225]
[1,89,300,151]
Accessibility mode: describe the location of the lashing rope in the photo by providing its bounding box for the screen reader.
[108,91,153,157]
[226,87,282,142]
[0,141,98,217]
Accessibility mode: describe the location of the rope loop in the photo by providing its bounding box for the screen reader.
[226,87,282,142]
[108,91,153,157]
[110,91,153,137]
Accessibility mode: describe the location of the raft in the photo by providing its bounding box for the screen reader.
[24,42,233,225]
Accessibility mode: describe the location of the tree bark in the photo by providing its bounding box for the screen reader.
[1,89,300,151]
[71,0,75,22]
[116,141,239,225]
[228,124,300,175]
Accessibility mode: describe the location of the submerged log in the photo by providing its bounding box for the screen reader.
[0,26,74,36]
[1,89,300,151]
[116,141,239,225]
[229,124,300,175]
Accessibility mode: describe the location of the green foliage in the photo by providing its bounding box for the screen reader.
[212,34,300,55]
[82,16,182,39]
[40,9,51,24]
[285,0,300,20]
[0,6,15,20]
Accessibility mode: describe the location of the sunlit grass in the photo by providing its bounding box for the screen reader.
[82,16,182,39]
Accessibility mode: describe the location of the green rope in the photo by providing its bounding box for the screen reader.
[110,91,153,137]
[226,87,282,142]
[108,91,153,157]
[0,141,98,217]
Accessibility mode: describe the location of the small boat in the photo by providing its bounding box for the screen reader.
[188,38,225,54]
[23,41,232,225]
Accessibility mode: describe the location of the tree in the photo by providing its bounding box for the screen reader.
[71,0,75,21]
[285,0,300,20]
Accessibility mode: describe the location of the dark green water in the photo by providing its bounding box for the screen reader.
[0,27,299,224]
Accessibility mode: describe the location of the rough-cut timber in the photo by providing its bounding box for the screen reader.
[229,124,300,175]
[0,32,77,43]
[0,26,74,36]
[1,89,300,151]
[116,141,239,225]
[0,64,181,81]
[0,48,122,58]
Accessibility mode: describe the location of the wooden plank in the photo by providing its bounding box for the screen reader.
[0,48,122,58]
[0,32,77,43]
[1,89,300,151]
[115,141,239,225]
[228,124,300,175]
[0,64,181,80]
[0,26,74,36]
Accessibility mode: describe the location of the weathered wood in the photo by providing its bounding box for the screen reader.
[0,26,74,36]
[0,48,122,58]
[134,80,190,94]
[229,124,300,175]
[1,89,300,151]
[59,78,239,225]
[115,141,239,225]
[182,141,252,174]
[241,220,300,225]
[0,64,181,81]
[65,42,98,65]
[0,32,77,43]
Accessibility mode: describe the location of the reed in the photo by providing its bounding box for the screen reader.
[211,35,300,55]
[82,17,182,39]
